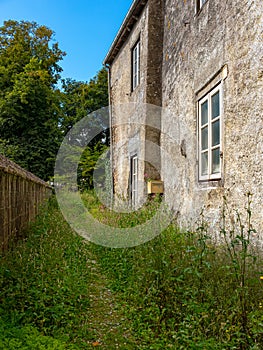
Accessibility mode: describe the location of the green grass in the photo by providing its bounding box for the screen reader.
[0,198,93,349]
[83,191,263,349]
[0,320,75,350]
[81,189,162,228]
[0,193,263,349]
[92,231,263,349]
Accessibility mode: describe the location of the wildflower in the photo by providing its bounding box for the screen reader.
[92,341,100,347]
[260,276,263,280]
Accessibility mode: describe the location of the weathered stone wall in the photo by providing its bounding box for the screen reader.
[161,0,263,234]
[107,0,262,235]
[109,0,165,204]
[0,155,52,250]
[110,2,149,202]
[145,0,164,181]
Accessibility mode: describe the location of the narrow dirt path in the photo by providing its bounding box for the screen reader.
[85,255,137,349]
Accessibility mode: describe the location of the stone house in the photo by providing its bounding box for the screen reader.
[104,0,262,233]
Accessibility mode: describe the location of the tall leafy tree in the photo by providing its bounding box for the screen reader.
[60,68,109,190]
[0,20,65,180]
[60,68,109,137]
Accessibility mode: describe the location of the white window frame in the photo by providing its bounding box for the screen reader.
[198,83,222,181]
[196,0,207,13]
[132,40,140,91]
[131,155,138,207]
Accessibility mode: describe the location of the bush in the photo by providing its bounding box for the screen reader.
[0,319,75,349]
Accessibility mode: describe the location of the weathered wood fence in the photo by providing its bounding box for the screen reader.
[0,155,52,250]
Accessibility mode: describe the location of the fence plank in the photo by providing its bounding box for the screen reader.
[0,155,52,251]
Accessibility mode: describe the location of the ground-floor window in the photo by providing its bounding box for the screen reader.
[130,154,138,206]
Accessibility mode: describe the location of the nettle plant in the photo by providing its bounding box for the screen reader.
[219,192,262,347]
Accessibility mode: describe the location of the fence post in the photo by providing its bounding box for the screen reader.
[0,155,52,251]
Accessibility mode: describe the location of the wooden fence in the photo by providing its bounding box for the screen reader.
[0,155,52,250]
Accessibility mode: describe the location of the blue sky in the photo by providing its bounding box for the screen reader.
[0,0,133,82]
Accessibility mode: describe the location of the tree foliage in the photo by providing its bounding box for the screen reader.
[0,20,65,180]
[60,68,108,136]
[0,20,109,185]
[60,68,109,190]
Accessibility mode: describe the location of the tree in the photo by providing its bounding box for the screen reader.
[0,20,65,180]
[0,20,109,185]
[60,68,109,190]
[60,68,109,137]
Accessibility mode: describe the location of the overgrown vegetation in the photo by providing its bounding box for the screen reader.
[0,198,94,349]
[0,194,262,349]
[82,190,162,228]
[85,191,263,349]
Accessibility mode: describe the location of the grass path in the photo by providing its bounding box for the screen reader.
[0,198,139,349]
[85,251,136,349]
[1,195,262,349]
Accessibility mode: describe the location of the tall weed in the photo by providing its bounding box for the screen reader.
[91,193,263,349]
[0,197,94,348]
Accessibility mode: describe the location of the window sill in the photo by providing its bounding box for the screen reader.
[198,179,224,190]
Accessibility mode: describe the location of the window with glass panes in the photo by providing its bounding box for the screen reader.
[130,155,138,206]
[132,40,140,91]
[198,84,222,181]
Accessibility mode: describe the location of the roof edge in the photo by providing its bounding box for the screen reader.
[104,0,147,66]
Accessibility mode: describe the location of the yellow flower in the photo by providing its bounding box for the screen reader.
[260,276,263,280]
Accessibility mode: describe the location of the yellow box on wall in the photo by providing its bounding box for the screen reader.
[147,180,164,194]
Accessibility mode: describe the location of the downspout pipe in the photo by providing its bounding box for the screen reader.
[104,63,115,201]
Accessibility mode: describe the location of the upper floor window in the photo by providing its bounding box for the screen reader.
[198,83,222,181]
[196,0,207,13]
[132,40,140,91]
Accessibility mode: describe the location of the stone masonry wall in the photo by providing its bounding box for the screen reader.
[110,0,165,204]
[110,2,149,202]
[145,0,164,181]
[161,0,263,235]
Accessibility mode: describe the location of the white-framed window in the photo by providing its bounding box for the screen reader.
[198,83,222,181]
[196,0,207,13]
[132,40,140,91]
[130,155,138,206]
